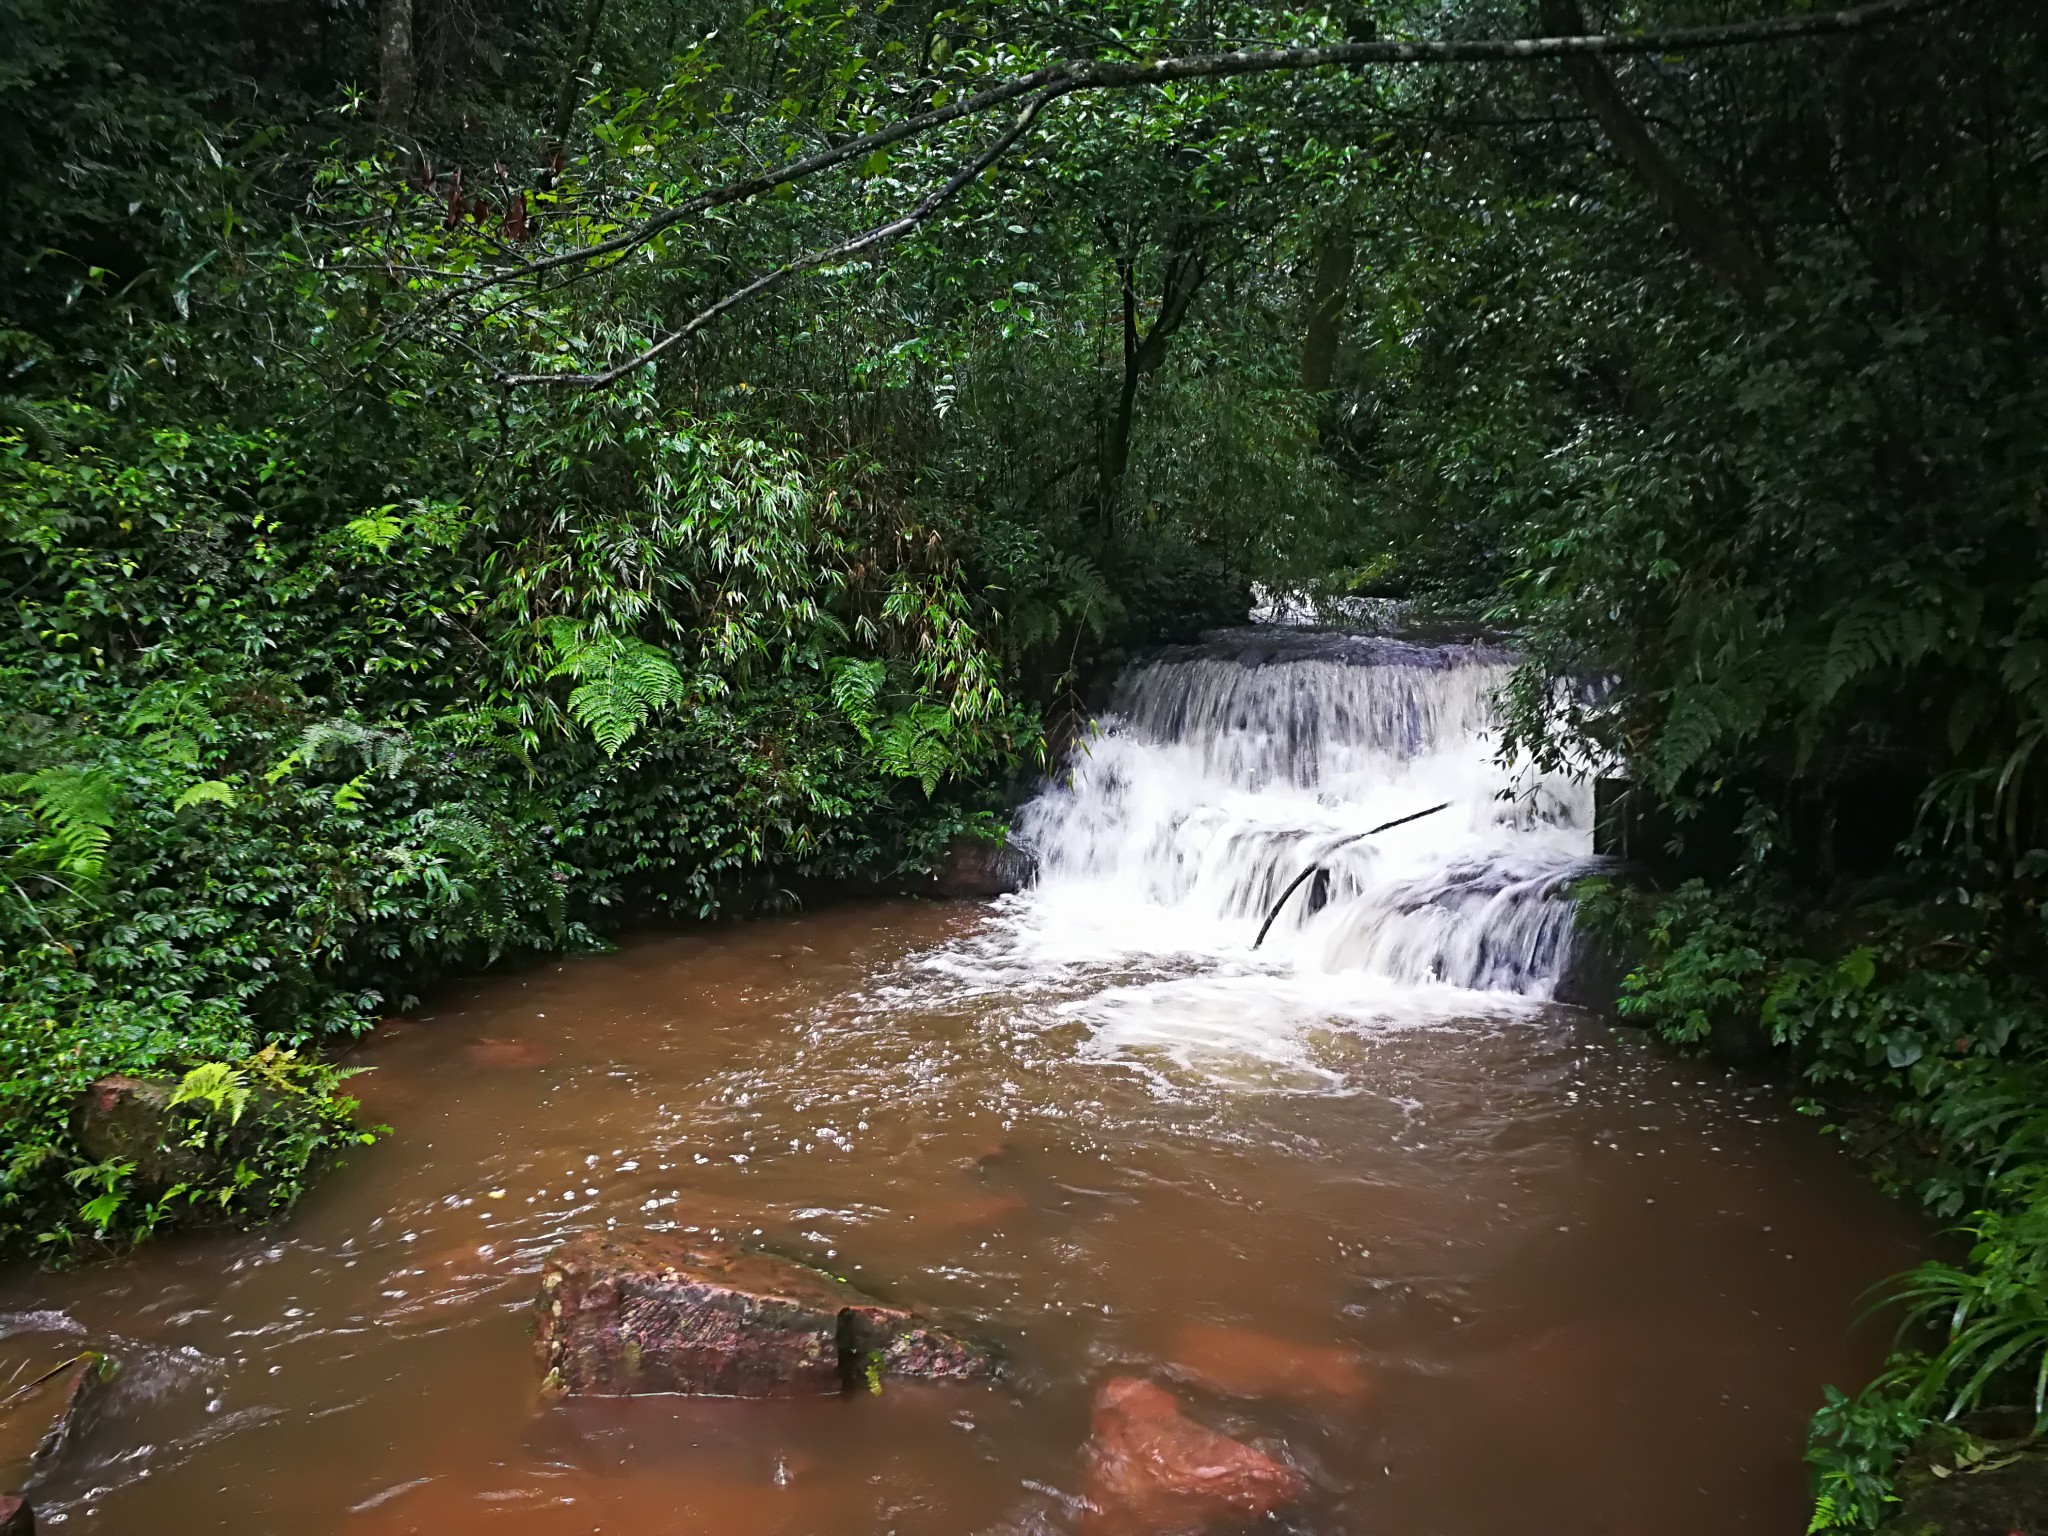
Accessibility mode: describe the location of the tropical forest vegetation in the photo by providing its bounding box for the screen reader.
[0,0,2039,1525]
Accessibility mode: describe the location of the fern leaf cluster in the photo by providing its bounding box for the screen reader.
[0,766,119,880]
[541,619,690,756]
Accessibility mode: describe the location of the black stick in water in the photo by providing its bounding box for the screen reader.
[1250,801,1453,950]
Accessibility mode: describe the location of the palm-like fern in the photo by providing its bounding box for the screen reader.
[873,704,962,797]
[541,619,689,756]
[1816,600,1947,706]
[0,766,119,880]
[828,658,887,738]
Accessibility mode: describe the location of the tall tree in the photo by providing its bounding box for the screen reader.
[379,0,417,132]
[1536,0,1772,302]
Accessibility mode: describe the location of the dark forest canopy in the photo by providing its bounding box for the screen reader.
[3,0,2046,1525]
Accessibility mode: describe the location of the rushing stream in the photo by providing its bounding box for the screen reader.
[3,628,1922,1533]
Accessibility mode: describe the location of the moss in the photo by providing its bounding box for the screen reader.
[1875,1435,2048,1536]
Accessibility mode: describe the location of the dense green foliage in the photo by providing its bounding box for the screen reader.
[3,0,2042,1523]
[0,0,1283,1253]
[1311,5,2048,1525]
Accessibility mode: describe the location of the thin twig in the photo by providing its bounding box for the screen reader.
[500,84,1066,387]
[1251,801,1453,949]
[449,0,1948,316]
[0,1353,87,1414]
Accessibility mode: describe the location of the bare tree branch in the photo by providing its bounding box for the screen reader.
[467,0,1951,387]
[457,0,1948,298]
[501,85,1066,386]
[1540,0,1774,302]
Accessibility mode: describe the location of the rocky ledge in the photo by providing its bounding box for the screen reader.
[535,1230,996,1398]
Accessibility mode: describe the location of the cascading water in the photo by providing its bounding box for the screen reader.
[950,627,1598,1079]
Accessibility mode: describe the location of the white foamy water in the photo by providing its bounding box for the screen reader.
[929,629,1596,1084]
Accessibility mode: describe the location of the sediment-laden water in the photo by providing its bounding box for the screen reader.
[0,629,1921,1533]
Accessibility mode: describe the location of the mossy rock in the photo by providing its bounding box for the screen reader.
[1877,1433,2048,1536]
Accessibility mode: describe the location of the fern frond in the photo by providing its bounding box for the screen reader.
[1,766,118,879]
[343,507,404,555]
[173,780,238,811]
[829,658,887,740]
[1652,688,1721,794]
[1818,601,1944,706]
[168,1062,252,1126]
[543,621,688,756]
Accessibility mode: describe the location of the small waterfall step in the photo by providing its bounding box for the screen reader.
[1013,626,1595,998]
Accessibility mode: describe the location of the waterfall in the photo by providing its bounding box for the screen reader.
[1009,629,1594,1000]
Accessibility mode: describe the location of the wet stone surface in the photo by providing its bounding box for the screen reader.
[535,1229,993,1397]
[1080,1375,1304,1535]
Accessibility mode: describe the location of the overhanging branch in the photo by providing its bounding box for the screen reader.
[501,85,1066,386]
[468,0,1951,388]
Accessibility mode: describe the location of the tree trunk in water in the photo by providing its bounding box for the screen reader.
[1300,222,1354,391]
[1537,0,1771,305]
[379,0,416,134]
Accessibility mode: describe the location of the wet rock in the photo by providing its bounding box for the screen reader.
[1553,929,1632,1015]
[1081,1376,1304,1535]
[72,1076,218,1190]
[1163,1322,1370,1408]
[466,1037,556,1070]
[30,1352,114,1464]
[535,1230,995,1398]
[1875,1435,2048,1536]
[0,1349,118,1489]
[912,834,1037,899]
[0,1495,29,1534]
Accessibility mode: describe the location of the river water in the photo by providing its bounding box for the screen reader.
[3,629,1921,1533]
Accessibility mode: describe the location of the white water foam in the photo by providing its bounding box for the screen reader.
[928,629,1596,1086]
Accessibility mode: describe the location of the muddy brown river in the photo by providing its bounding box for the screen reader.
[0,631,1927,1532]
[2,903,1919,1534]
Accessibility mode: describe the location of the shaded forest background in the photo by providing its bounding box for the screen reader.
[2,0,2044,1524]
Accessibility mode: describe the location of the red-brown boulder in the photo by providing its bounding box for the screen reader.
[73,1076,216,1189]
[535,1230,994,1398]
[1081,1377,1304,1536]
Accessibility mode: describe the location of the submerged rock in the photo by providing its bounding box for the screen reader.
[25,1352,114,1464]
[0,1347,119,1522]
[1163,1322,1370,1408]
[1081,1376,1304,1535]
[919,1192,1027,1231]
[535,1231,995,1398]
[465,1037,556,1070]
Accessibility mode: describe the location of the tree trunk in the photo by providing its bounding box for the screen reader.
[1100,239,1209,526]
[549,0,611,159]
[1538,0,1771,305]
[1300,221,1354,390]
[378,0,417,134]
